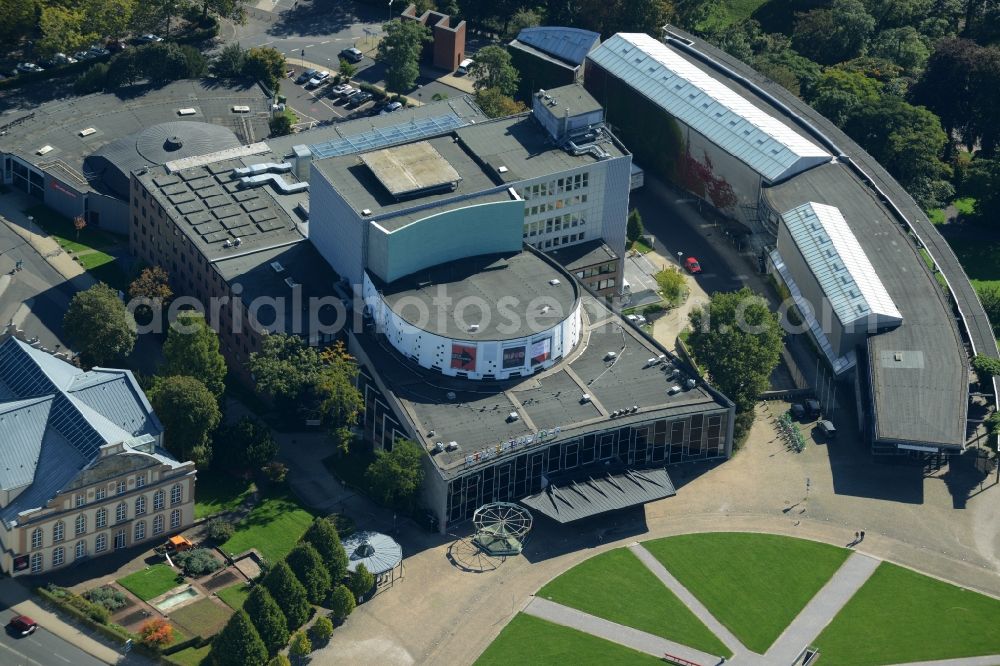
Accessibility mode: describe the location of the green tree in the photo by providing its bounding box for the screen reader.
[605,0,674,36]
[206,517,234,542]
[626,208,644,243]
[913,38,980,156]
[302,517,349,584]
[468,45,519,96]
[864,0,933,29]
[506,8,541,38]
[869,27,930,75]
[200,0,249,22]
[38,6,91,56]
[244,587,289,656]
[793,0,876,65]
[107,50,143,88]
[214,416,278,470]
[966,157,1000,224]
[310,615,334,645]
[365,439,425,510]
[286,543,332,605]
[212,610,268,666]
[688,288,783,415]
[288,630,312,663]
[0,0,37,48]
[262,561,312,630]
[268,657,292,666]
[162,312,227,398]
[474,88,528,118]
[348,563,375,602]
[64,283,137,367]
[148,375,221,465]
[83,0,135,42]
[245,46,286,91]
[75,63,111,94]
[803,68,882,127]
[377,19,430,93]
[213,43,247,79]
[972,355,1000,386]
[974,282,1000,338]
[655,268,686,303]
[338,57,357,80]
[269,112,294,137]
[329,585,355,622]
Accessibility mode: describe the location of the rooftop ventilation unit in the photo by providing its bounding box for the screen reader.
[233,237,242,246]
[434,442,445,453]
[36,145,53,156]
[646,357,658,367]
[498,165,509,174]
[223,239,232,248]
[446,441,459,451]
[361,209,372,216]
[284,277,297,288]
[549,279,561,286]
[632,405,639,413]
[468,324,480,332]
[177,108,196,116]
[580,393,591,403]
[446,391,456,401]
[540,305,550,314]
[232,105,250,113]
[79,127,97,137]
[270,261,285,273]
[605,351,617,361]
[507,412,519,422]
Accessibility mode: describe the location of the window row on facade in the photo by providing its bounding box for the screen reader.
[523,193,589,218]
[523,212,586,238]
[519,173,590,200]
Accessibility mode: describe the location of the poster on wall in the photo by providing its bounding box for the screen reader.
[451,343,477,371]
[12,555,28,572]
[531,337,551,365]
[502,346,526,369]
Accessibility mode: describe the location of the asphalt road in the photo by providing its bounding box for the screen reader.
[0,219,73,351]
[0,608,108,666]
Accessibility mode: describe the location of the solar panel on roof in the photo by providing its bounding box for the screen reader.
[308,114,470,159]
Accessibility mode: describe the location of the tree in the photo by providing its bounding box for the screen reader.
[626,208,644,243]
[377,19,430,93]
[75,63,110,94]
[329,585,356,622]
[688,288,783,416]
[348,563,375,602]
[214,416,278,470]
[864,0,933,30]
[288,630,312,663]
[162,312,227,398]
[213,43,247,79]
[605,0,674,36]
[245,46,286,91]
[129,266,173,310]
[655,268,686,303]
[474,88,528,118]
[506,8,541,38]
[268,657,292,666]
[148,375,221,465]
[338,58,357,80]
[869,26,930,75]
[244,587,289,656]
[972,355,1000,386]
[310,615,334,644]
[200,0,249,22]
[213,610,268,666]
[83,0,135,42]
[365,439,425,510]
[64,283,137,367]
[966,157,1000,225]
[39,6,91,57]
[0,0,36,48]
[138,618,174,648]
[262,560,312,630]
[270,112,294,137]
[303,518,349,584]
[286,543,332,605]
[974,282,1000,338]
[792,0,876,65]
[468,45,519,96]
[206,517,235,542]
[912,38,981,157]
[803,68,882,127]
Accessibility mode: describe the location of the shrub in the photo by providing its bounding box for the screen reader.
[174,548,222,577]
[358,81,387,101]
[262,461,288,484]
[268,656,292,666]
[84,586,128,612]
[286,543,331,605]
[348,563,375,603]
[972,355,1000,386]
[310,615,334,644]
[207,518,235,543]
[262,561,311,630]
[303,517,349,583]
[213,610,268,666]
[245,586,289,656]
[328,585,355,622]
[74,63,109,94]
[139,618,175,649]
[288,630,312,659]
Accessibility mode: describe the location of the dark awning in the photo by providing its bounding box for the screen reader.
[520,467,676,523]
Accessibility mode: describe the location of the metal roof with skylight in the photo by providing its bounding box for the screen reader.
[587,33,831,182]
[307,113,470,159]
[781,201,903,330]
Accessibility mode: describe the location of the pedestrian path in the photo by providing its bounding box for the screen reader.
[523,597,721,665]
[765,552,880,663]
[628,543,749,657]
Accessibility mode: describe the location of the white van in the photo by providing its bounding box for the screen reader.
[457,58,474,75]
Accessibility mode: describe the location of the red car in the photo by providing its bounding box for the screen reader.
[684,256,702,274]
[9,614,37,636]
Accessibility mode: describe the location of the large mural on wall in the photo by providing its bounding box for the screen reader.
[678,150,738,212]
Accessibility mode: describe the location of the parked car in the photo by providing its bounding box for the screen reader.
[15,63,44,74]
[818,419,837,439]
[87,45,110,57]
[379,101,403,114]
[8,615,37,637]
[329,83,354,97]
[107,40,127,53]
[457,57,474,75]
[306,70,331,88]
[137,33,163,43]
[295,68,318,85]
[41,53,77,66]
[684,256,702,274]
[74,50,95,61]
[155,535,194,554]
[339,47,363,63]
[347,91,373,108]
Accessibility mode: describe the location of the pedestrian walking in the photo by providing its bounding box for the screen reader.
[860,530,865,541]
[855,531,859,541]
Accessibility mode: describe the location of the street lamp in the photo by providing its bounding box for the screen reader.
[677,251,683,266]
[26,215,33,242]
[388,0,393,21]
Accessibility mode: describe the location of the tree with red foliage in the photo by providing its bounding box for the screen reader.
[139,617,175,649]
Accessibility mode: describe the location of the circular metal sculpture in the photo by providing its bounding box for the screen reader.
[472,502,533,556]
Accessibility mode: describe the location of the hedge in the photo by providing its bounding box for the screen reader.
[161,633,212,655]
[36,586,133,644]
[0,57,105,91]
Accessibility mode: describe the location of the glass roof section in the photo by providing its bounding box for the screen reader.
[308,114,470,159]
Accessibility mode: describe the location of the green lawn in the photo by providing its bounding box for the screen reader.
[814,562,1000,665]
[216,583,250,610]
[117,564,183,601]
[164,645,211,666]
[24,204,129,290]
[220,492,315,562]
[629,238,654,254]
[169,598,233,639]
[944,236,1000,283]
[537,547,730,657]
[475,613,665,666]
[194,470,255,520]
[644,533,850,654]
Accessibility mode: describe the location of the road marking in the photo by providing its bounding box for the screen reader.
[320,40,330,44]
[0,640,46,666]
[52,652,71,663]
[260,40,274,46]
[304,44,315,48]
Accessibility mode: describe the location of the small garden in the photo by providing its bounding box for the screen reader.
[25,204,129,290]
[219,492,315,562]
[118,563,185,601]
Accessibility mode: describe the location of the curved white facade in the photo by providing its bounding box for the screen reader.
[363,272,582,380]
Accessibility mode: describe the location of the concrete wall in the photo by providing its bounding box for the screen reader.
[309,170,367,286]
[88,192,129,234]
[42,174,86,221]
[368,199,524,284]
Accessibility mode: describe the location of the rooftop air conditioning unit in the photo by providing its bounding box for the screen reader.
[232,105,250,113]
[270,261,285,273]
[605,351,617,361]
[233,237,242,246]
[632,405,639,413]
[361,209,372,216]
[507,411,519,422]
[79,127,97,137]
[549,279,561,286]
[498,165,509,174]
[434,442,445,453]
[446,441,459,451]
[468,324,480,332]
[580,394,591,403]
[36,145,53,156]
[284,277,297,288]
[177,108,197,116]
[223,239,232,248]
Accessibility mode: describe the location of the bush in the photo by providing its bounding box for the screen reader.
[74,63,109,94]
[286,543,331,605]
[358,81,387,101]
[288,630,312,659]
[207,517,235,543]
[174,548,222,577]
[329,585,355,622]
[972,355,1000,386]
[84,586,128,612]
[262,461,288,484]
[139,618,175,649]
[348,563,375,603]
[310,615,334,644]
[268,656,292,666]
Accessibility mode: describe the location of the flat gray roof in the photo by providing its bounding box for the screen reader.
[764,162,967,447]
[353,295,730,479]
[0,79,269,196]
[360,141,461,199]
[549,239,618,271]
[375,250,578,341]
[138,147,307,262]
[537,83,604,117]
